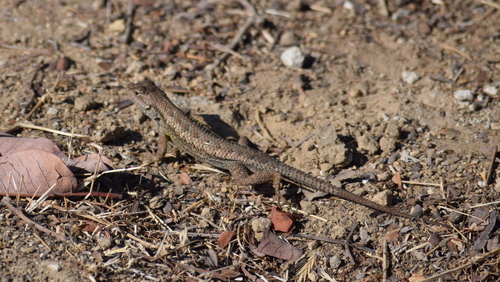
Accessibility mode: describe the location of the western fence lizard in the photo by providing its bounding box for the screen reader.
[129,78,447,227]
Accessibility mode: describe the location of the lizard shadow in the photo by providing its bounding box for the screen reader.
[198,114,242,142]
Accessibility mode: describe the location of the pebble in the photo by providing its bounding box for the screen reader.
[483,85,498,96]
[384,123,400,138]
[46,107,58,115]
[418,21,432,35]
[379,136,396,153]
[299,200,318,214]
[356,135,380,155]
[279,31,299,46]
[329,255,342,269]
[46,262,61,272]
[251,217,271,233]
[74,96,98,111]
[97,237,112,249]
[454,89,474,101]
[281,46,304,68]
[109,19,125,32]
[371,190,393,206]
[402,71,420,84]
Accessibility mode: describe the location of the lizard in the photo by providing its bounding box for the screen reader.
[128,78,448,228]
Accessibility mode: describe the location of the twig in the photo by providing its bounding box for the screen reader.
[1,197,67,242]
[6,122,90,140]
[122,0,135,44]
[468,200,500,209]
[23,64,43,114]
[25,73,62,120]
[0,43,52,55]
[439,44,472,61]
[486,145,497,185]
[400,180,442,187]
[382,239,389,282]
[255,110,276,143]
[344,222,359,265]
[481,0,500,10]
[212,0,258,67]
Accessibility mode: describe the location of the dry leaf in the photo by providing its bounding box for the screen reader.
[257,228,302,261]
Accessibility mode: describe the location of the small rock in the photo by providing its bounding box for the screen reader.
[74,96,99,111]
[46,107,58,115]
[356,135,380,155]
[348,88,362,98]
[379,136,396,153]
[418,21,432,35]
[46,262,61,272]
[371,190,393,206]
[343,0,354,12]
[384,123,400,138]
[109,19,125,32]
[163,66,179,80]
[454,89,474,101]
[299,200,318,214]
[377,171,391,181]
[317,130,353,169]
[178,172,193,185]
[392,8,410,21]
[227,66,249,84]
[329,255,342,269]
[402,71,420,84]
[56,56,71,72]
[97,237,112,249]
[495,182,500,193]
[94,125,125,142]
[483,85,498,96]
[490,122,500,130]
[125,60,146,74]
[174,186,184,195]
[279,31,299,46]
[251,217,271,233]
[281,46,304,68]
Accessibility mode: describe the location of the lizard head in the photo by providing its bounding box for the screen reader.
[127,78,157,94]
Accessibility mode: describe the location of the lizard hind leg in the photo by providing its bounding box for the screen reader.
[229,163,283,202]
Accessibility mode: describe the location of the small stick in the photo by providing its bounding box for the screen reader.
[1,197,67,242]
[344,222,359,265]
[254,110,276,143]
[6,122,90,140]
[122,0,135,44]
[0,43,52,55]
[486,145,497,185]
[481,0,500,10]
[382,239,389,282]
[439,44,472,61]
[212,0,258,67]
[25,73,62,120]
[23,64,42,114]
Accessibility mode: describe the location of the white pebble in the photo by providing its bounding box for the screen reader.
[483,85,498,96]
[453,89,474,101]
[281,46,304,68]
[47,107,59,115]
[402,71,420,84]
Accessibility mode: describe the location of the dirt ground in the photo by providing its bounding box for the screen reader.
[1,0,500,281]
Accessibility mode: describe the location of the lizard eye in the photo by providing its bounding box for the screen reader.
[144,105,151,110]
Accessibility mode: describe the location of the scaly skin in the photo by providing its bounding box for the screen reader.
[129,78,448,228]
